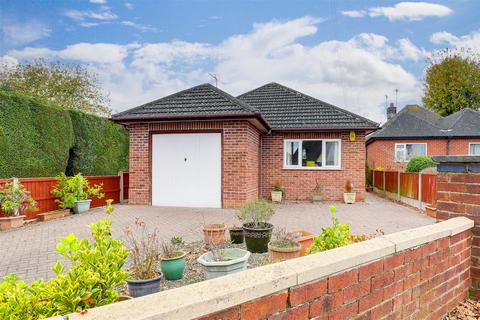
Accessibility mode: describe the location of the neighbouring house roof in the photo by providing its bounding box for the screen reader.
[367,105,480,144]
[237,82,378,130]
[113,82,378,131]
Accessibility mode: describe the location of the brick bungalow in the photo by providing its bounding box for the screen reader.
[367,104,480,171]
[113,83,378,208]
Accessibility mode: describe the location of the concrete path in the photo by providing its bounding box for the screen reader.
[0,193,433,283]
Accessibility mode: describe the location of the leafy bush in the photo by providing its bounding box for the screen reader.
[236,198,274,227]
[405,156,437,173]
[67,110,129,176]
[0,200,129,319]
[0,87,74,178]
[51,173,104,208]
[0,181,37,216]
[307,206,352,254]
[365,161,372,187]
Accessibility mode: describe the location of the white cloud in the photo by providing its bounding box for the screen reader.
[341,10,366,18]
[430,30,480,52]
[121,21,158,32]
[90,0,107,4]
[343,2,452,21]
[397,38,428,61]
[124,2,134,10]
[64,6,117,22]
[2,16,425,122]
[1,20,51,46]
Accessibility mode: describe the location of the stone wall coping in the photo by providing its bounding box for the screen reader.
[49,217,473,320]
[433,155,480,163]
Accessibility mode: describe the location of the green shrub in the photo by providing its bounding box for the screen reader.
[0,88,73,178]
[307,206,352,254]
[236,198,274,227]
[67,110,128,176]
[51,173,105,209]
[0,201,129,319]
[365,161,372,187]
[405,156,437,172]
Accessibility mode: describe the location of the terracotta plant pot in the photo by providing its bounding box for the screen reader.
[203,224,226,245]
[37,209,71,222]
[271,191,283,203]
[0,215,25,231]
[366,186,373,192]
[268,242,301,261]
[343,192,356,204]
[289,230,316,256]
[425,206,437,219]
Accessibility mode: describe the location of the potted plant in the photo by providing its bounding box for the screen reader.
[197,241,250,279]
[312,181,322,202]
[236,198,275,253]
[124,218,162,297]
[343,179,356,204]
[228,225,244,244]
[268,229,301,261]
[203,223,226,246]
[51,173,104,214]
[160,237,186,280]
[288,230,316,256]
[271,179,284,203]
[0,180,37,230]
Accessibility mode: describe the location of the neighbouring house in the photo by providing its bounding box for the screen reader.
[112,83,378,208]
[367,103,480,171]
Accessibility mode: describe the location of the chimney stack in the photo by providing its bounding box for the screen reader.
[387,102,396,120]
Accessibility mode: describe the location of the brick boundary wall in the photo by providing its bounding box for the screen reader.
[52,217,473,320]
[433,155,480,298]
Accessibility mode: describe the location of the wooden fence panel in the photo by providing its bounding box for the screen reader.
[0,174,127,219]
[421,173,437,206]
[385,171,398,194]
[123,172,129,200]
[400,172,419,200]
[373,171,384,190]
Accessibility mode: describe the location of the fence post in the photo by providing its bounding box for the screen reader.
[383,171,386,194]
[372,170,375,191]
[397,171,401,201]
[118,171,124,203]
[12,177,19,188]
[418,173,422,209]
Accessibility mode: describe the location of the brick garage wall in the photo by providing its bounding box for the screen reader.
[435,163,480,297]
[60,218,473,320]
[261,131,366,202]
[367,138,480,171]
[128,120,260,208]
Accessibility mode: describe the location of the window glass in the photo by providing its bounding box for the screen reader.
[285,141,299,165]
[471,143,480,155]
[301,140,322,167]
[395,144,405,162]
[325,141,339,166]
[406,144,426,160]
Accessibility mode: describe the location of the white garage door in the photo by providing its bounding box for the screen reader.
[151,133,221,208]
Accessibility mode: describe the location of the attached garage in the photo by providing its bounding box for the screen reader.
[151,133,222,208]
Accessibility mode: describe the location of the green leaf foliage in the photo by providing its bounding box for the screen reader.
[0,88,74,178]
[0,205,129,319]
[423,49,480,116]
[307,206,352,254]
[405,156,437,173]
[0,89,128,178]
[67,110,129,176]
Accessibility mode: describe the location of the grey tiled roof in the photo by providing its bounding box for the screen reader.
[237,83,378,130]
[113,83,256,120]
[367,105,480,142]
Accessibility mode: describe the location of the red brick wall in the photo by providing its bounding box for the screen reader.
[128,121,260,208]
[260,131,366,202]
[367,138,480,171]
[197,230,471,320]
[436,172,480,297]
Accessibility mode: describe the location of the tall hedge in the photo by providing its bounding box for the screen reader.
[67,110,128,176]
[0,88,74,177]
[0,88,129,178]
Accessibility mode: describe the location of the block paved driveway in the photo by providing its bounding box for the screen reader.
[0,193,433,283]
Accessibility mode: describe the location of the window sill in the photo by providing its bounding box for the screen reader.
[283,166,342,171]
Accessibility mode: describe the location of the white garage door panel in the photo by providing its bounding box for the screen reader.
[152,133,221,208]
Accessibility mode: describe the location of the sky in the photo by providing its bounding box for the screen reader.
[1,0,480,123]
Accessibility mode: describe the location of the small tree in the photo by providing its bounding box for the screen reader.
[423,48,480,116]
[0,59,111,117]
[405,156,437,173]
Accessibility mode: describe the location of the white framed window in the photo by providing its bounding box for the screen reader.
[395,143,427,162]
[283,139,341,170]
[470,143,480,156]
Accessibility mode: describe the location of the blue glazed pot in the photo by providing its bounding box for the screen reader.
[126,274,162,298]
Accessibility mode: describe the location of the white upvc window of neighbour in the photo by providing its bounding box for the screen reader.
[283,139,341,169]
[394,143,427,162]
[470,143,480,156]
